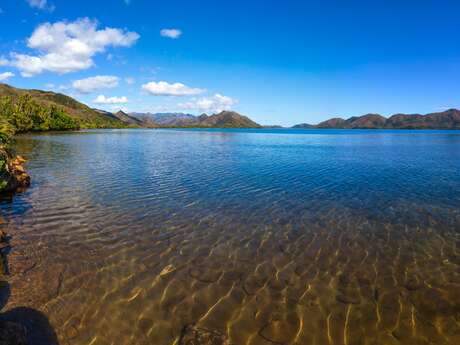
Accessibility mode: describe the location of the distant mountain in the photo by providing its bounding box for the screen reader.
[316,118,348,128]
[194,111,261,128]
[0,83,127,128]
[292,123,315,129]
[131,110,261,128]
[316,114,387,129]
[92,108,119,120]
[385,109,460,129]
[293,109,460,129]
[130,112,196,126]
[346,114,387,128]
[0,84,262,129]
[111,110,151,127]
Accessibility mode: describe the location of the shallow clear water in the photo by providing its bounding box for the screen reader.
[1,128,460,345]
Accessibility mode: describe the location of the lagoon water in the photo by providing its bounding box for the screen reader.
[2,128,460,344]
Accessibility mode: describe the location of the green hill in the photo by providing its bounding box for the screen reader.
[293,110,460,129]
[196,111,261,128]
[0,83,128,132]
[153,111,262,128]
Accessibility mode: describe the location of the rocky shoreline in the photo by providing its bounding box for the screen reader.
[0,146,30,344]
[0,152,30,194]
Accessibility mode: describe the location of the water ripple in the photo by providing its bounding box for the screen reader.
[1,129,459,345]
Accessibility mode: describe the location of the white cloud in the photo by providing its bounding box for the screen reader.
[26,0,54,12]
[10,18,139,76]
[27,0,46,9]
[93,95,128,104]
[160,29,182,39]
[125,77,135,85]
[0,58,8,66]
[72,75,119,93]
[179,94,238,113]
[0,72,14,82]
[142,81,204,96]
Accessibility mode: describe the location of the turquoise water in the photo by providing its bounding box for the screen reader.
[1,128,460,345]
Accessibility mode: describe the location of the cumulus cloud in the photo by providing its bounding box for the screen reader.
[160,29,182,39]
[72,75,119,93]
[93,95,128,104]
[142,81,204,96]
[10,18,139,76]
[179,94,237,113]
[0,72,14,82]
[26,0,54,11]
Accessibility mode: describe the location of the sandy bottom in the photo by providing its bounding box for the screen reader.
[4,205,459,345]
[2,130,459,344]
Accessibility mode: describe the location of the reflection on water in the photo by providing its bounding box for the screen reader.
[1,128,460,345]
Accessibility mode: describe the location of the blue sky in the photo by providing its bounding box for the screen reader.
[0,0,459,126]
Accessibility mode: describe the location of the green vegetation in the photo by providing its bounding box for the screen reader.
[0,94,80,134]
[0,118,14,193]
[0,83,130,130]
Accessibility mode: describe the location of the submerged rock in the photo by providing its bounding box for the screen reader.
[0,321,27,345]
[179,324,231,345]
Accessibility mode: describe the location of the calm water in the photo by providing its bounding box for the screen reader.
[1,128,460,345]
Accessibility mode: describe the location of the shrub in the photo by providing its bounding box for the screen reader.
[0,94,80,134]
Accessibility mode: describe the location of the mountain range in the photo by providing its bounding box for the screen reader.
[292,109,460,129]
[130,111,261,128]
[2,83,460,130]
[0,84,260,129]
[131,112,197,126]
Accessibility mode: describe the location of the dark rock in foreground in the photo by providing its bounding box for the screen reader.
[0,321,27,345]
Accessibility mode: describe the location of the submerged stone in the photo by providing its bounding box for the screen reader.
[0,321,27,345]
